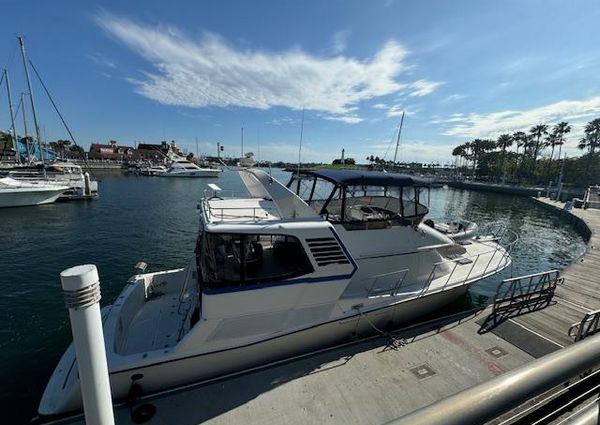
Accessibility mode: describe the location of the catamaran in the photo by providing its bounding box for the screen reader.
[39,169,516,416]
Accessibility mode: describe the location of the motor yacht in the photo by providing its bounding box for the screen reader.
[0,176,69,207]
[5,162,98,200]
[161,159,222,177]
[238,152,257,168]
[39,169,516,416]
[139,164,167,176]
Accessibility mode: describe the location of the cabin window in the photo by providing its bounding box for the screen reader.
[336,184,429,230]
[199,233,313,290]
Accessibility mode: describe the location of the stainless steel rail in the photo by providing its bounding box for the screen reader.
[569,308,600,342]
[387,332,600,425]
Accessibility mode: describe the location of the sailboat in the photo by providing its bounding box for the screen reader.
[1,37,99,200]
[238,127,256,168]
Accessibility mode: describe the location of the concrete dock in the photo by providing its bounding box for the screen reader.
[50,198,600,425]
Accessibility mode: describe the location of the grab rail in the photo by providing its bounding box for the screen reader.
[200,198,278,222]
[569,308,600,342]
[367,227,518,298]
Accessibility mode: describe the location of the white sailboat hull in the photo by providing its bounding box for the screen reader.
[39,284,467,416]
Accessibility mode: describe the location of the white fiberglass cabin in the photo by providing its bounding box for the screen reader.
[39,169,516,416]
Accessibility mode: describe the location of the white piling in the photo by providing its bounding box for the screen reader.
[84,172,91,196]
[61,264,115,425]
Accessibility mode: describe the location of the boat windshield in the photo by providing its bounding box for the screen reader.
[288,173,429,229]
[197,232,314,292]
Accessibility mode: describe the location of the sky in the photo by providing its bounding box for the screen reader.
[0,0,599,164]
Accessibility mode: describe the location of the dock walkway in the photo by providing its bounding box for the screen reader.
[508,197,599,348]
[55,198,600,425]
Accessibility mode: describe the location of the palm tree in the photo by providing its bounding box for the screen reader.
[578,118,600,154]
[552,121,571,160]
[529,124,549,173]
[496,134,512,180]
[511,131,527,180]
[469,138,496,179]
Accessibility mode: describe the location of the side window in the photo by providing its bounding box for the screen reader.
[201,233,313,290]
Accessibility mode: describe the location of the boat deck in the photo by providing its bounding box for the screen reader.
[120,292,187,355]
[47,198,600,425]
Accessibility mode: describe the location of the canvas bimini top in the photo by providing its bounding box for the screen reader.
[300,169,431,188]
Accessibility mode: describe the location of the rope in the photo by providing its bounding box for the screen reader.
[27,58,97,180]
[353,306,407,350]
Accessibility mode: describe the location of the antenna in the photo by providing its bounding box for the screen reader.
[392,111,405,166]
[257,128,260,166]
[296,108,305,194]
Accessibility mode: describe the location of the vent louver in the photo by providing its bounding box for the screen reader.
[306,237,350,267]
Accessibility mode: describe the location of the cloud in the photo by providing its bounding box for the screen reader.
[441,93,466,103]
[331,30,351,54]
[440,96,600,139]
[88,52,116,68]
[408,79,444,97]
[96,12,439,124]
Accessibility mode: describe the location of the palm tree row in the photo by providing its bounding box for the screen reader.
[452,120,578,183]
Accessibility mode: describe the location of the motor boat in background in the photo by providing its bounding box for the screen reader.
[4,162,98,200]
[161,159,222,178]
[238,152,257,168]
[139,164,167,176]
[39,169,516,416]
[0,176,69,207]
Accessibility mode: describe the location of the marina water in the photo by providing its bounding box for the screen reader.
[0,169,586,424]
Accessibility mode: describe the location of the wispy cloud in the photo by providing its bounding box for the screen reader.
[441,93,466,103]
[88,52,116,68]
[408,79,444,97]
[331,30,351,54]
[95,12,440,124]
[440,96,600,138]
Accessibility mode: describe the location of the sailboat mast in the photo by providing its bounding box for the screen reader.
[18,36,45,169]
[241,127,244,158]
[3,69,20,164]
[21,92,32,160]
[392,111,405,166]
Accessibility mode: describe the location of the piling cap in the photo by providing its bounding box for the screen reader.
[60,264,99,291]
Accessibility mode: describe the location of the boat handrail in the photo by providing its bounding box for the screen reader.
[366,228,519,299]
[201,198,278,222]
[421,228,518,295]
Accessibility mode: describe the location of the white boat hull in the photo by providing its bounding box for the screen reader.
[161,170,221,178]
[39,284,467,416]
[0,187,66,207]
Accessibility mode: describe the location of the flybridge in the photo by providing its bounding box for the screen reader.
[201,169,323,224]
